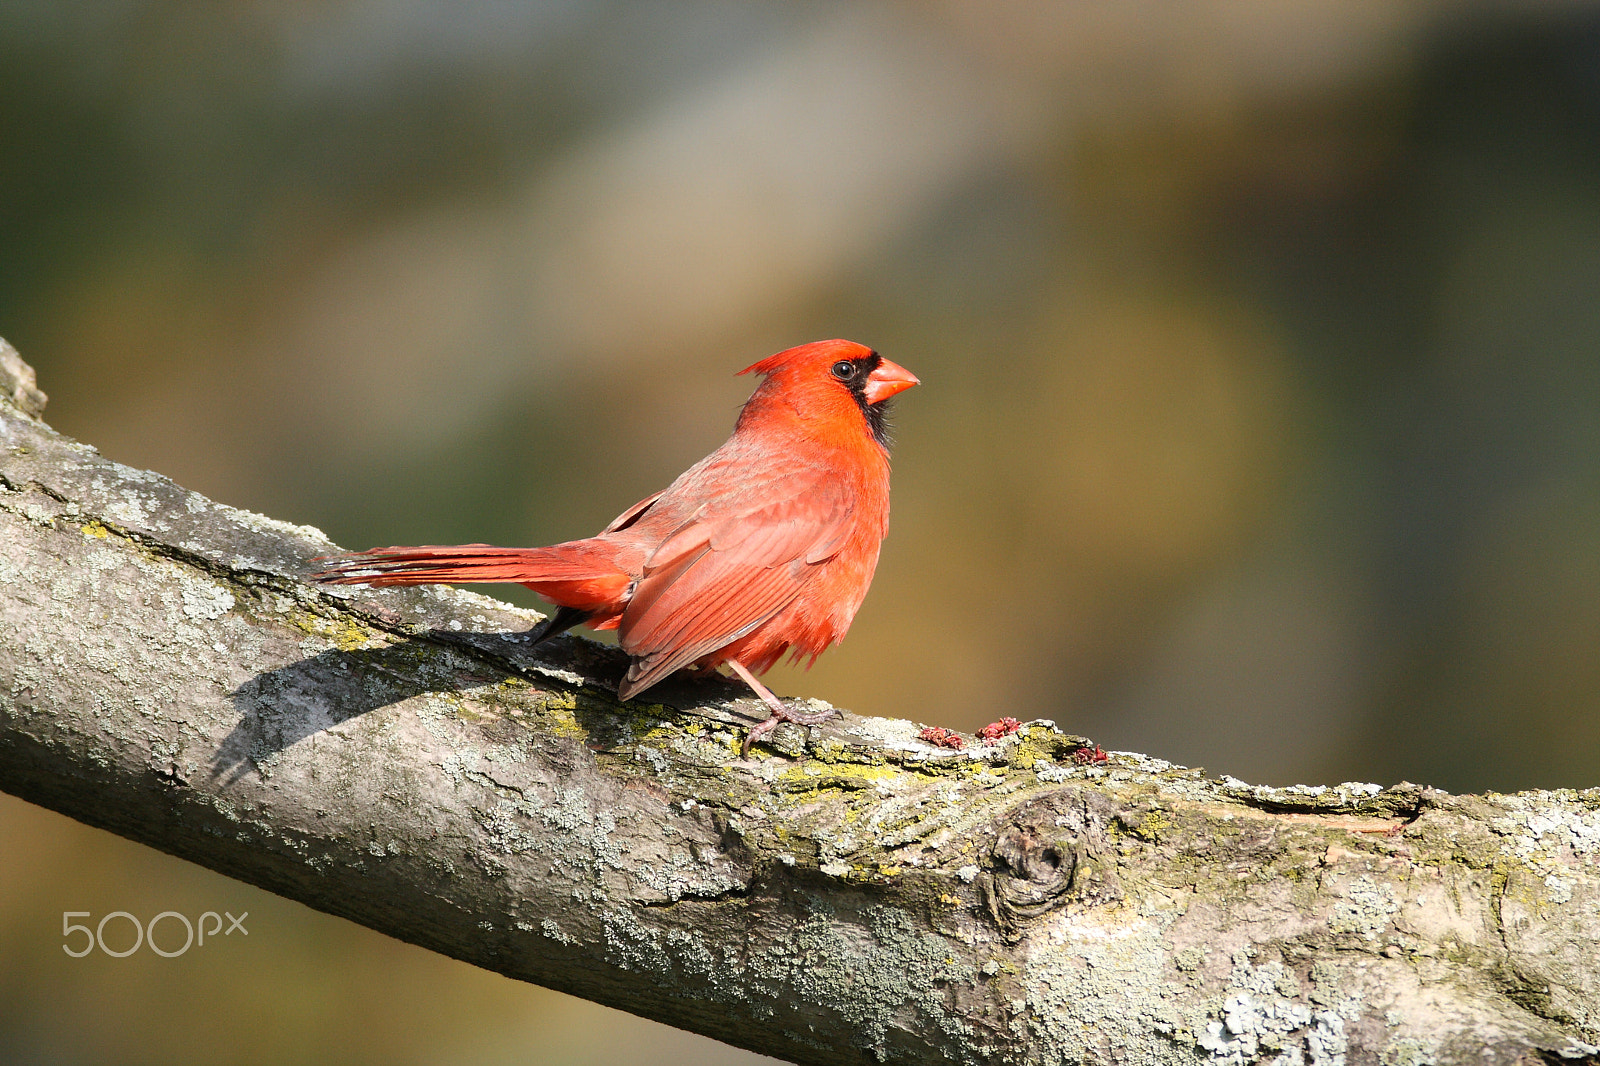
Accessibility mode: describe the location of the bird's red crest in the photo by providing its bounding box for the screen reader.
[738,339,875,377]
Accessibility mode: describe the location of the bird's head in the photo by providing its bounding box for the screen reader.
[738,339,918,448]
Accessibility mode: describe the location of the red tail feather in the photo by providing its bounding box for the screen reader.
[311,541,632,615]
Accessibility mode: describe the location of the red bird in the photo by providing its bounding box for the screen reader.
[312,339,918,754]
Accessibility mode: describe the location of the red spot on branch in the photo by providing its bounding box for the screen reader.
[918,726,965,750]
[977,717,1021,742]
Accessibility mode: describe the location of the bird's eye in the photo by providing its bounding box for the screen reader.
[831,360,856,380]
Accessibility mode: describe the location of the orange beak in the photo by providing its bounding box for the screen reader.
[862,357,919,405]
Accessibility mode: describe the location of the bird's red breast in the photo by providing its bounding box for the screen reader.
[313,338,918,703]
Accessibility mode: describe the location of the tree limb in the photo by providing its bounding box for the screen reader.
[1,339,1597,1066]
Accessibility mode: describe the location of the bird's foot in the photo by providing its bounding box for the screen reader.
[726,660,837,756]
[741,701,837,756]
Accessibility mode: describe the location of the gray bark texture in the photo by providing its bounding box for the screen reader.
[2,338,1599,1066]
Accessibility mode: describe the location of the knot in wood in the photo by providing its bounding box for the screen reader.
[980,788,1123,935]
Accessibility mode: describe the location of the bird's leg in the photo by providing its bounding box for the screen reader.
[726,660,836,756]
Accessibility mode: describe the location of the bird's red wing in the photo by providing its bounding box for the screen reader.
[615,472,853,699]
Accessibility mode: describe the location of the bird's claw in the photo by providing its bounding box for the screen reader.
[773,702,838,727]
[741,701,837,756]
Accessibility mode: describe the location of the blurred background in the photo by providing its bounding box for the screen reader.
[4,0,1600,1061]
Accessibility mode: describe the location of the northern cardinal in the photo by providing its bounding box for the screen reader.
[312,339,918,754]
